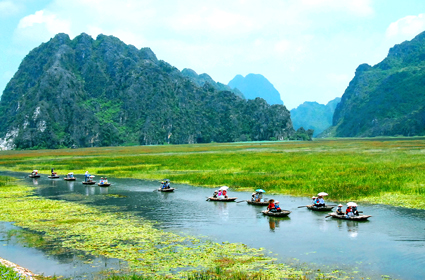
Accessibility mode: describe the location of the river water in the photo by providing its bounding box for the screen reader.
[1,172,425,279]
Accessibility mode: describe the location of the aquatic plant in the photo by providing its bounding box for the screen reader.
[0,177,353,279]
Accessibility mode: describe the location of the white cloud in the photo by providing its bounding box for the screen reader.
[386,13,425,39]
[17,10,71,36]
[0,0,21,17]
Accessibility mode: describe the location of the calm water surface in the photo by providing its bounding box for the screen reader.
[2,172,425,279]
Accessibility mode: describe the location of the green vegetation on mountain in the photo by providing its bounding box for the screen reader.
[181,68,244,98]
[0,33,300,150]
[328,31,425,137]
[291,97,340,137]
[228,74,284,105]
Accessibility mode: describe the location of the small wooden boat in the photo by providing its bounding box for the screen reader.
[247,200,269,206]
[48,174,60,179]
[328,213,371,221]
[64,177,76,181]
[207,197,237,202]
[82,181,96,185]
[158,188,175,192]
[262,210,291,217]
[29,170,40,178]
[306,205,334,211]
[98,183,111,187]
[64,172,76,181]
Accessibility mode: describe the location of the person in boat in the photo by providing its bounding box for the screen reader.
[217,190,222,197]
[315,195,325,207]
[213,191,218,198]
[346,206,354,218]
[51,168,56,176]
[85,171,89,182]
[222,189,228,198]
[256,192,263,202]
[352,205,359,216]
[251,193,256,201]
[104,177,108,184]
[267,199,276,212]
[165,181,170,189]
[274,201,282,212]
[336,204,344,215]
[99,177,104,185]
[311,196,316,205]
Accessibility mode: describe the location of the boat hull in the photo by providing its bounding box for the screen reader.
[29,175,40,178]
[64,178,76,181]
[207,197,237,202]
[48,175,60,179]
[98,183,111,187]
[306,205,334,211]
[247,200,269,206]
[82,181,96,185]
[262,210,291,217]
[328,213,371,221]
[158,188,175,192]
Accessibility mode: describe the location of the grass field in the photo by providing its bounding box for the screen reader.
[1,138,425,209]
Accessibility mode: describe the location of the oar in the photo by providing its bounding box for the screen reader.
[297,206,308,208]
[236,200,247,203]
[206,197,210,201]
[325,215,332,218]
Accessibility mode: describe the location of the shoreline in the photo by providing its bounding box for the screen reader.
[0,256,38,279]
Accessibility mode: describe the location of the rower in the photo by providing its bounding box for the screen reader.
[316,195,325,207]
[267,199,276,212]
[336,204,344,215]
[346,206,354,218]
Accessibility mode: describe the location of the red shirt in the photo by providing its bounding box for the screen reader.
[267,203,275,210]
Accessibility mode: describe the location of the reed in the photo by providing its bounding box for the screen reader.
[1,138,425,208]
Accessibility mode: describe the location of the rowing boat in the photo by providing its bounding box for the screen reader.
[328,213,371,221]
[306,205,334,211]
[261,210,291,217]
[158,188,175,192]
[247,200,269,206]
[48,175,60,179]
[207,197,237,202]
[98,183,111,187]
[82,181,96,185]
[64,177,76,181]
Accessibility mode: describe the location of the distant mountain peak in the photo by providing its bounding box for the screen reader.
[228,73,283,105]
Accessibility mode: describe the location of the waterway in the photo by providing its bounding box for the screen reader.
[2,172,425,279]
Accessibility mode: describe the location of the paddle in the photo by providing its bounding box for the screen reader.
[325,215,331,218]
[236,200,247,203]
[297,206,308,208]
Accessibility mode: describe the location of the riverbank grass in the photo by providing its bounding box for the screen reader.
[1,139,425,209]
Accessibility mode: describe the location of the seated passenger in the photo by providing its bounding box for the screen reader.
[274,201,282,212]
[217,190,222,197]
[267,199,276,212]
[336,204,344,215]
[251,193,256,201]
[213,191,218,198]
[222,190,228,198]
[99,177,104,185]
[315,195,325,207]
[352,206,359,216]
[346,206,354,218]
[311,196,316,205]
[161,181,166,189]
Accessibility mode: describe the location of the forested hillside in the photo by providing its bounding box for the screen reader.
[327,31,425,137]
[0,33,298,149]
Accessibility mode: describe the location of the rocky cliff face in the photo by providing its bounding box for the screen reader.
[290,97,340,137]
[329,31,425,137]
[0,33,295,149]
[228,74,284,105]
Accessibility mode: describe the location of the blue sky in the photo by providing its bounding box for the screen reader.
[1,0,425,109]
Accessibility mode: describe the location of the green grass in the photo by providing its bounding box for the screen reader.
[1,138,425,208]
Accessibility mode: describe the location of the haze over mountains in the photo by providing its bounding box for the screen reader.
[0,33,303,149]
[228,74,284,105]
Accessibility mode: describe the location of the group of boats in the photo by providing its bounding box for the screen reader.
[28,170,111,187]
[206,188,372,221]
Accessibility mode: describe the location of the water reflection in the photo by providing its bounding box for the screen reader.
[32,178,38,185]
[85,186,96,196]
[67,181,74,191]
[99,187,109,195]
[268,217,280,231]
